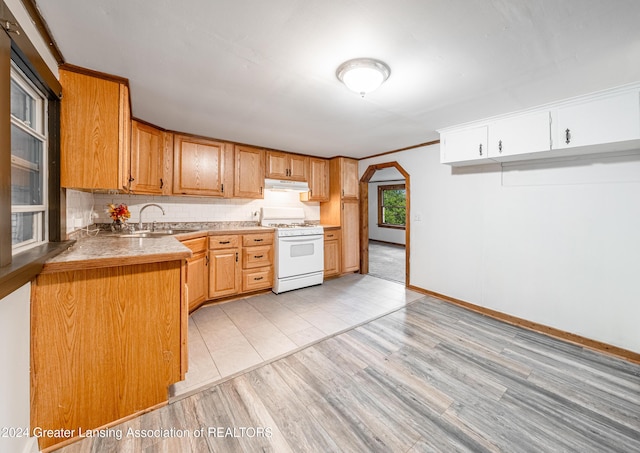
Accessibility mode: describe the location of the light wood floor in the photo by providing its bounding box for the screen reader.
[57,281,640,452]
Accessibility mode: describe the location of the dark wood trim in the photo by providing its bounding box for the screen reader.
[47,98,61,241]
[368,238,405,247]
[21,0,65,64]
[358,139,440,161]
[0,241,72,300]
[359,161,411,286]
[408,284,640,365]
[0,25,11,267]
[377,183,406,228]
[376,224,406,230]
[59,63,130,86]
[2,0,61,98]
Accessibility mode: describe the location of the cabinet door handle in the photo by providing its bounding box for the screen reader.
[498,140,503,153]
[219,240,230,244]
[254,276,264,281]
[565,128,571,145]
[254,238,264,242]
[205,255,209,265]
[235,252,238,262]
[254,255,264,259]
[160,178,164,189]
[479,144,483,156]
[260,186,263,194]
[221,183,224,193]
[327,234,334,238]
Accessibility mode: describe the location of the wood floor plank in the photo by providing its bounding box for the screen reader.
[246,364,341,452]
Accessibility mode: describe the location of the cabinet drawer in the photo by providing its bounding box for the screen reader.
[242,267,273,292]
[242,245,273,269]
[242,232,273,246]
[209,235,240,249]
[181,236,207,253]
[324,230,340,241]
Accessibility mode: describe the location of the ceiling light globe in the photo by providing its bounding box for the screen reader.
[336,58,390,97]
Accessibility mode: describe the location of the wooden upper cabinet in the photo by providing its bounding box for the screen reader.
[341,157,359,199]
[60,67,131,191]
[130,120,172,195]
[265,150,308,181]
[289,154,308,181]
[173,134,227,196]
[302,157,330,202]
[234,145,265,198]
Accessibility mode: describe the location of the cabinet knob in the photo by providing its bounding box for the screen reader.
[565,128,571,145]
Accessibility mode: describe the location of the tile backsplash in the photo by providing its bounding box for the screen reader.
[65,189,320,235]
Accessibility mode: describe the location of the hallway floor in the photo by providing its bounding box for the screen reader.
[368,240,406,284]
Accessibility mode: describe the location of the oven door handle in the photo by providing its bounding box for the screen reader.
[279,236,323,243]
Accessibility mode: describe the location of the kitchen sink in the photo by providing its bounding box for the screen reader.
[116,229,198,238]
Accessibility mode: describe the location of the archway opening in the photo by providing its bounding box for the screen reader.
[359,161,410,286]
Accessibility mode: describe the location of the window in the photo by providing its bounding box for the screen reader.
[10,65,48,254]
[378,184,406,229]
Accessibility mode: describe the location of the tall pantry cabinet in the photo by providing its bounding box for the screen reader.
[320,157,360,274]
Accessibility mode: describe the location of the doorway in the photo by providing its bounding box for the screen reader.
[359,162,410,286]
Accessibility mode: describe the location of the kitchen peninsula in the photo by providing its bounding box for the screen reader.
[30,234,191,451]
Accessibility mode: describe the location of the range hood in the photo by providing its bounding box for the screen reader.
[264,178,310,192]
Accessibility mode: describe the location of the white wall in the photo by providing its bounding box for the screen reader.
[0,284,38,453]
[66,189,320,233]
[360,146,640,354]
[368,181,406,245]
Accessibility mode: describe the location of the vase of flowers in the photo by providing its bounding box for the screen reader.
[108,203,131,232]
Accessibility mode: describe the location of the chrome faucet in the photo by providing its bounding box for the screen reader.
[138,204,165,231]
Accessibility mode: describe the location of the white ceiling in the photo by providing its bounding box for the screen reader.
[36,0,640,159]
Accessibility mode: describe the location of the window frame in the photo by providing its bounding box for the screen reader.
[10,63,49,254]
[377,183,406,230]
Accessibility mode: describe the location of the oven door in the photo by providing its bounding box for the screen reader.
[276,234,324,279]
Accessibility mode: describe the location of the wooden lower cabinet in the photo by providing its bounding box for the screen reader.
[182,236,208,312]
[242,267,273,292]
[207,232,273,301]
[31,260,185,451]
[208,246,241,299]
[323,228,341,278]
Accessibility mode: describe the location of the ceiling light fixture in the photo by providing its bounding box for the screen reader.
[336,58,391,97]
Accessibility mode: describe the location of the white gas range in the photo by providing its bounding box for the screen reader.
[261,207,324,294]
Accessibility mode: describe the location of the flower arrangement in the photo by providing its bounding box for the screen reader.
[107,203,131,224]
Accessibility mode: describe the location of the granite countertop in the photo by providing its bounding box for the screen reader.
[42,235,192,273]
[49,223,277,273]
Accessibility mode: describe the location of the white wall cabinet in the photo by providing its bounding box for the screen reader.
[552,90,640,155]
[440,125,490,165]
[440,84,640,166]
[488,111,551,161]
